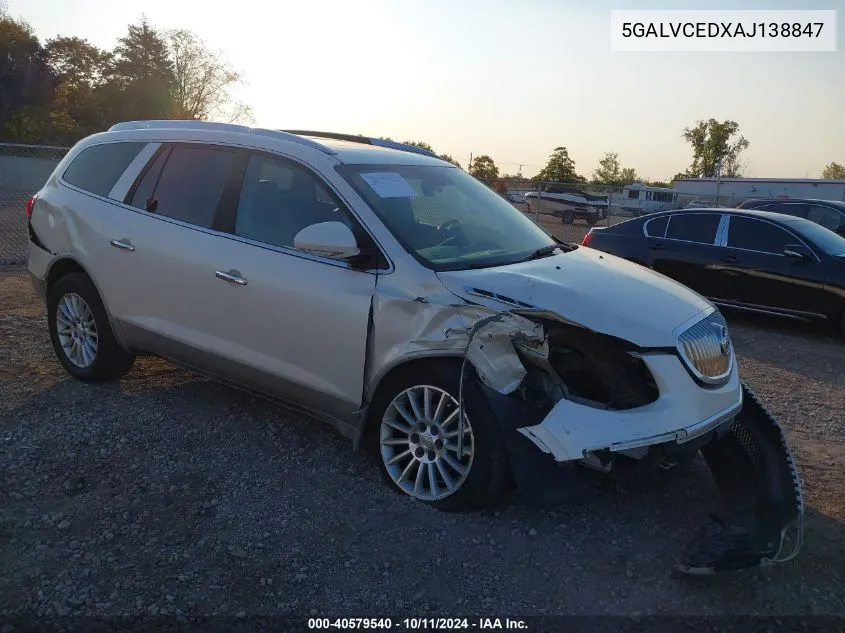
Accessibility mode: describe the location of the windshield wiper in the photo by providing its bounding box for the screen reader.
[514,243,565,263]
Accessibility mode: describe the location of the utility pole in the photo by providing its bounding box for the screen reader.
[468,153,473,174]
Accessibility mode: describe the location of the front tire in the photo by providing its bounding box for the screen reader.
[561,211,575,224]
[370,362,508,511]
[47,273,134,382]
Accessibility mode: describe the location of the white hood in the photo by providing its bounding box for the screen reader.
[436,246,713,348]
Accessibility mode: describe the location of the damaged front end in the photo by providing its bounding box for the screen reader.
[459,309,803,575]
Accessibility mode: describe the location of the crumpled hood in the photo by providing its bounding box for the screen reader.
[436,246,713,348]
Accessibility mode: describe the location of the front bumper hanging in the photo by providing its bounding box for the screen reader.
[476,374,803,575]
[678,382,804,574]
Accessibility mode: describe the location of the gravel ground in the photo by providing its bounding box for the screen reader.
[1,268,843,619]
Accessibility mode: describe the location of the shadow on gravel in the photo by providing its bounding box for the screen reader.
[2,367,843,616]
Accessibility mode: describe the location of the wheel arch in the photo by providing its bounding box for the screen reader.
[45,256,126,349]
[362,354,465,437]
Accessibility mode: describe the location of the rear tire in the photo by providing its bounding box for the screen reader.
[47,273,134,382]
[369,362,508,511]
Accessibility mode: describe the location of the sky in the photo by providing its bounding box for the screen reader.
[9,0,845,181]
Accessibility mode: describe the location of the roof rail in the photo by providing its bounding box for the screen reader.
[107,120,336,155]
[282,130,442,159]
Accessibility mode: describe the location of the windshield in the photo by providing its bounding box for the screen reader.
[337,163,556,270]
[789,219,845,257]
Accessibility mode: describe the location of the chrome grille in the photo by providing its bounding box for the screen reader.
[677,311,732,384]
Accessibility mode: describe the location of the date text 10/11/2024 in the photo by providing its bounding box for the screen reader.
[307,618,529,630]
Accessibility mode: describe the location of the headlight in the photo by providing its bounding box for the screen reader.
[677,311,733,385]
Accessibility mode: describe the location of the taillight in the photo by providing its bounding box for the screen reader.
[25,194,37,220]
[582,230,593,247]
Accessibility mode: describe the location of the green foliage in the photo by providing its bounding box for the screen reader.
[403,141,462,168]
[469,155,499,182]
[0,14,55,141]
[821,162,845,180]
[682,119,749,177]
[0,13,248,143]
[438,154,461,168]
[534,146,583,183]
[618,167,638,185]
[591,152,639,186]
[403,140,433,152]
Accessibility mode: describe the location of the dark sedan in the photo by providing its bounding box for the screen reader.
[737,198,845,237]
[582,209,845,336]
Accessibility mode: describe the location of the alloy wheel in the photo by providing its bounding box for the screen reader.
[380,385,474,501]
[55,292,98,368]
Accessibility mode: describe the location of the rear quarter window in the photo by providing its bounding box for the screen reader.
[62,142,147,197]
[644,216,668,237]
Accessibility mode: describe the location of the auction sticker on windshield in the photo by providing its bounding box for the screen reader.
[360,172,419,198]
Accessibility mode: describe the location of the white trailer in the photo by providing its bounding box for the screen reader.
[672,178,845,206]
[620,182,677,215]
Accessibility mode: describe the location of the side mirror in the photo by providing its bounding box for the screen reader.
[783,244,810,261]
[835,226,845,237]
[293,222,361,260]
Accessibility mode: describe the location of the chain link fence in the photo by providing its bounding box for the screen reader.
[0,143,69,268]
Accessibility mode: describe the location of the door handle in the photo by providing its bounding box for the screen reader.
[215,270,248,286]
[721,255,738,263]
[647,243,665,251]
[110,239,135,252]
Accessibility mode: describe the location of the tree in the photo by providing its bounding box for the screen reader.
[682,119,749,178]
[469,155,499,182]
[618,167,638,185]
[45,36,111,88]
[534,146,582,182]
[593,152,621,184]
[403,140,433,152]
[647,180,671,189]
[438,153,461,168]
[43,37,113,142]
[113,16,173,84]
[0,14,55,141]
[169,29,251,123]
[104,17,175,121]
[822,162,845,180]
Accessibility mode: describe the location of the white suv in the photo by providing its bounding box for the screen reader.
[27,121,802,574]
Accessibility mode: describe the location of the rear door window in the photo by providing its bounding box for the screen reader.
[132,145,237,229]
[665,213,721,244]
[63,142,146,197]
[727,216,794,254]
